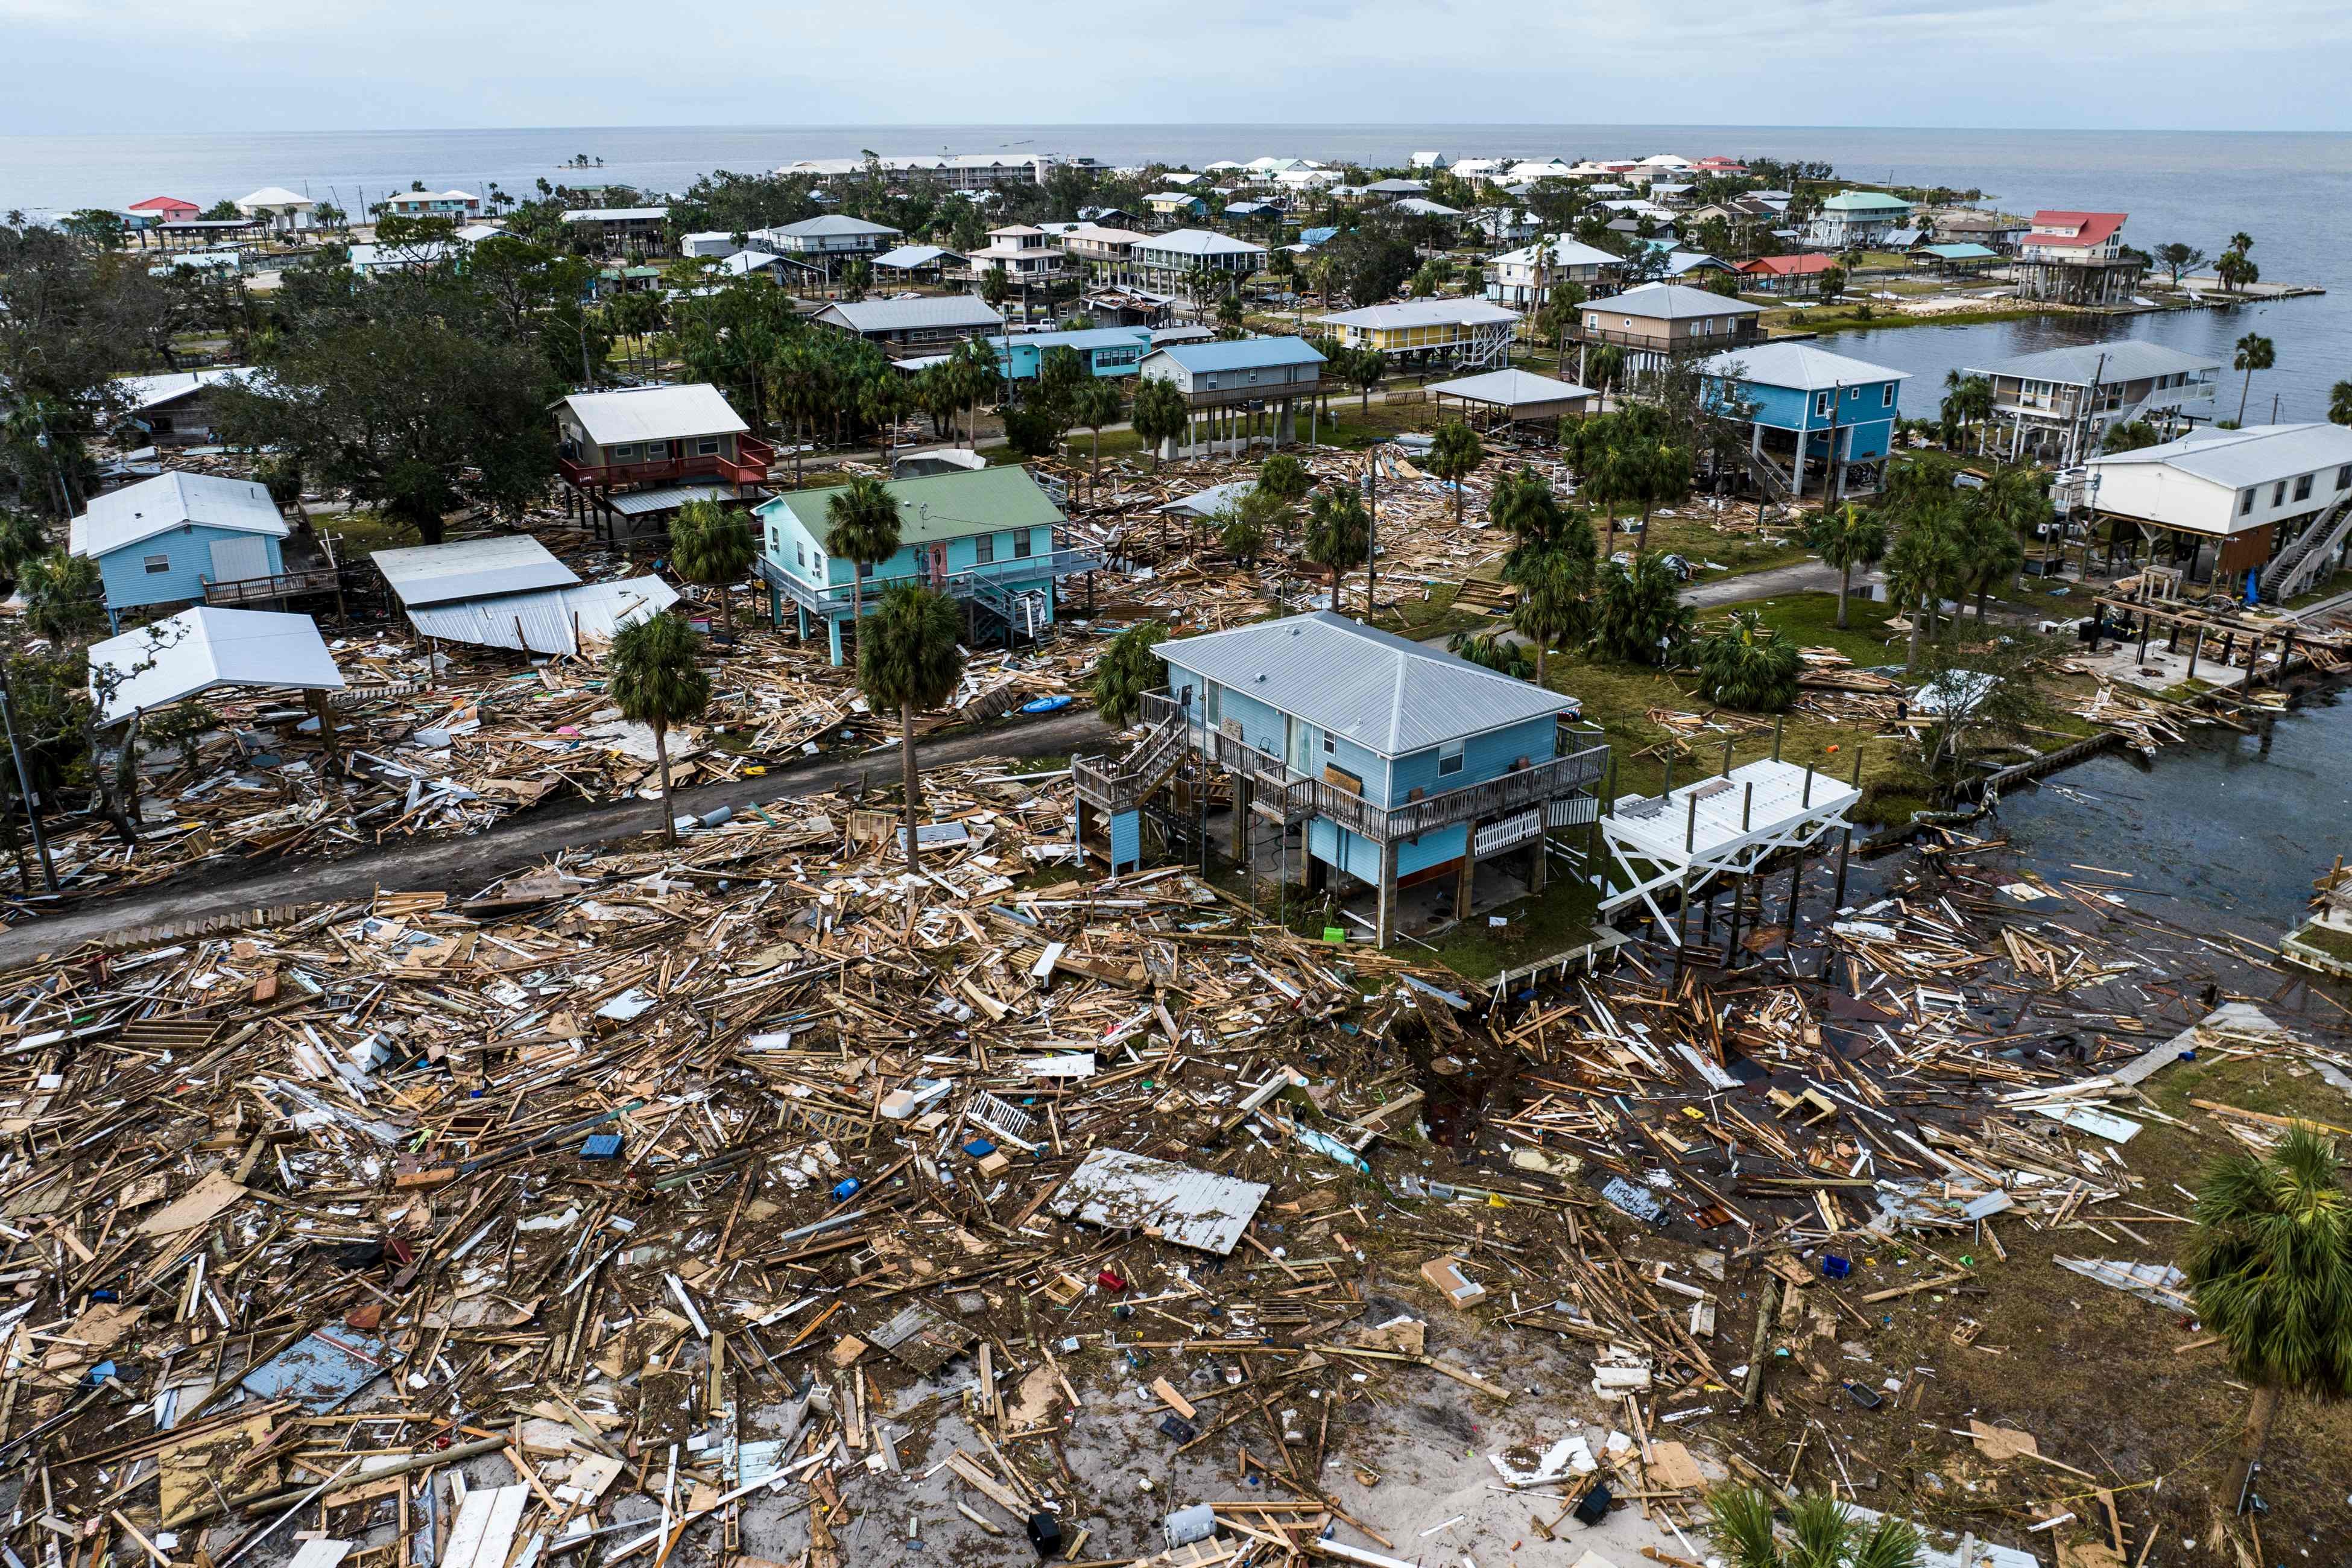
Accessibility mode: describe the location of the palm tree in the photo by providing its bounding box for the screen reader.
[2234,332,2276,424]
[1090,620,1168,728]
[1953,493,2026,621]
[1883,502,1964,670]
[2332,380,2352,427]
[1630,438,1691,554]
[768,343,828,481]
[1426,419,1485,526]
[0,508,48,598]
[607,612,712,846]
[1215,294,1245,339]
[823,474,903,633]
[2187,1126,2352,1471]
[1586,343,1626,405]
[1130,378,1189,472]
[949,335,1000,447]
[20,552,103,645]
[1070,379,1123,499]
[1505,539,1595,688]
[669,499,757,639]
[1303,485,1371,613]
[1805,502,1888,629]
[1257,453,1311,504]
[1347,348,1387,414]
[856,584,966,873]
[1706,1485,1923,1568]
[860,372,909,464]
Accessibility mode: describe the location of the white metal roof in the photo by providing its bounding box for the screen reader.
[1048,1149,1268,1256]
[1314,299,1520,330]
[235,187,313,211]
[89,607,342,724]
[1588,282,1765,321]
[69,471,288,559]
[1698,341,1908,392]
[1490,237,1620,270]
[1965,340,2222,385]
[817,296,1004,333]
[1608,759,1862,868]
[562,207,669,222]
[763,214,902,238]
[1159,610,1578,758]
[112,367,257,413]
[2087,422,2352,489]
[405,575,678,657]
[1135,228,1266,258]
[1427,367,1598,408]
[871,244,963,268]
[373,536,581,608]
[557,383,749,447]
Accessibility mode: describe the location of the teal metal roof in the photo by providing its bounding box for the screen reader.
[757,464,1065,548]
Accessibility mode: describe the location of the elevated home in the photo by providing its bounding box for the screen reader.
[750,215,903,264]
[1930,210,2029,253]
[1734,253,1838,295]
[2083,424,2352,597]
[1137,337,1326,456]
[384,189,482,221]
[1803,191,1911,250]
[1145,192,1208,226]
[870,244,965,285]
[1485,236,1621,308]
[235,188,314,232]
[753,466,1101,663]
[812,295,1004,357]
[992,326,1154,381]
[1699,341,1907,502]
[1072,613,1608,945]
[1575,282,1762,376]
[112,367,258,445]
[1128,229,1266,292]
[1060,224,1151,277]
[562,207,669,257]
[69,471,290,627]
[552,383,772,535]
[1310,299,1519,370]
[964,224,1065,282]
[2013,211,2143,304]
[1965,341,2222,466]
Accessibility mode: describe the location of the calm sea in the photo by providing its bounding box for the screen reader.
[1,121,2344,419]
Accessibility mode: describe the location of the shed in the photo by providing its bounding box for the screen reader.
[88,607,342,725]
[1427,367,1598,425]
[404,577,679,657]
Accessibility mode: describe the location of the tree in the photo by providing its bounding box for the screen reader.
[2216,232,2258,294]
[1536,284,1586,371]
[840,259,872,303]
[1706,1485,1923,1568]
[669,499,757,639]
[1806,503,1887,629]
[947,335,1001,447]
[1882,501,1966,669]
[1221,485,1290,566]
[1819,264,1847,302]
[1505,538,1595,686]
[2331,380,2352,427]
[1592,552,1692,666]
[2102,419,2163,453]
[2154,242,2207,287]
[607,613,712,846]
[1696,609,1801,710]
[978,267,1013,318]
[2233,332,2276,424]
[1585,343,1626,403]
[1910,630,2061,783]
[1130,378,1190,471]
[2186,1125,2352,1465]
[1090,620,1168,728]
[1215,294,1245,339]
[0,508,47,597]
[857,584,966,873]
[1072,378,1124,495]
[19,552,104,644]
[1303,485,1372,612]
[823,473,903,631]
[1426,419,1485,526]
[1257,452,1311,503]
[1444,630,1534,680]
[912,363,963,443]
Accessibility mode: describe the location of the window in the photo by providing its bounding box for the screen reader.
[1437,741,1465,777]
[2336,465,2351,491]
[612,444,637,461]
[1882,384,1896,408]
[1848,386,1861,400]
[1585,313,1598,328]
[1323,731,1336,754]
[796,543,806,566]
[1014,531,1033,559]
[2294,473,2314,502]
[697,438,719,456]
[2240,488,2256,516]
[1204,373,1219,389]
[975,533,996,564]
[1205,683,1221,725]
[1815,392,1834,418]
[812,552,824,577]
[144,554,171,575]
[2272,481,2287,506]
[645,441,668,458]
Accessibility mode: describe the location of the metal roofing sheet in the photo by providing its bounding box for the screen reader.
[757,464,1064,548]
[1158,610,1578,757]
[1588,282,1764,321]
[1049,1149,1268,1256]
[558,384,750,447]
[69,470,287,559]
[819,296,1005,333]
[2088,422,2352,488]
[1135,228,1266,258]
[405,576,678,657]
[1966,339,2221,385]
[373,536,580,608]
[1425,367,1597,407]
[1150,336,1326,373]
[1698,341,1908,392]
[89,607,343,724]
[1315,300,1519,330]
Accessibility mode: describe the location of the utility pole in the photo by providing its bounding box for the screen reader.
[0,667,57,894]
[1364,441,1380,618]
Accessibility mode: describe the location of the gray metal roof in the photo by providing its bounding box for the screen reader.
[1588,282,1764,321]
[817,296,1004,333]
[605,483,739,518]
[373,536,580,608]
[69,470,287,559]
[1426,367,1597,408]
[2088,423,2352,488]
[1159,610,1579,758]
[1315,299,1519,330]
[559,383,750,446]
[88,607,342,725]
[1133,228,1267,258]
[1148,336,1326,374]
[1698,341,1908,392]
[1049,1149,1268,1256]
[405,576,678,657]
[1964,339,2223,386]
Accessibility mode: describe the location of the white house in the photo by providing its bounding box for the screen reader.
[2085,423,2352,595]
[1804,191,1912,250]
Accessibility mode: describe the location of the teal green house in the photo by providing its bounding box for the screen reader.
[754,466,1102,663]
[992,326,1154,381]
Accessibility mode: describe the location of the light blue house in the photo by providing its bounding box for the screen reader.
[1700,342,1908,501]
[1072,613,1609,946]
[69,470,290,628]
[991,326,1155,382]
[753,466,1101,664]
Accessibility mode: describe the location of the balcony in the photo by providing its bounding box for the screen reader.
[204,564,349,607]
[757,545,1106,620]
[560,434,775,492]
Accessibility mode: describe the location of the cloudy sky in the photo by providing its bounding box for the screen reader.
[4,0,2347,134]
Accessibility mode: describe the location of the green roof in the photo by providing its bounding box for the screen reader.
[1822,191,1909,211]
[757,464,1066,547]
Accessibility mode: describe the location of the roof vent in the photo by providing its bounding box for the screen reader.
[1254,673,1267,683]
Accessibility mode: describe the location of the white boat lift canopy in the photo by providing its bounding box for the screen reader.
[1599,757,1860,940]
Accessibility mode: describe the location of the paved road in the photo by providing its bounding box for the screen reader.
[0,709,1113,967]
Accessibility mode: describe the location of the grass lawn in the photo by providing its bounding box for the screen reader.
[2282,566,2352,610]
[1625,508,1815,577]
[1418,873,1603,980]
[318,507,415,558]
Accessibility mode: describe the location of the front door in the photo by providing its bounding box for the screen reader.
[928,543,949,587]
[1286,717,1313,776]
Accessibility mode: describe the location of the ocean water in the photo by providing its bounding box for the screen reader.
[4,122,2343,421]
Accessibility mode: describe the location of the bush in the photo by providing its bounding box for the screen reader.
[1592,553,1694,666]
[1446,630,1534,680]
[1694,609,1801,711]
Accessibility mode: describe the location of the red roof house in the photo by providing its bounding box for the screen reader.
[2021,211,2126,253]
[127,197,201,218]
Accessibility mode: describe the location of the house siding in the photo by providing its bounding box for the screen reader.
[96,524,285,613]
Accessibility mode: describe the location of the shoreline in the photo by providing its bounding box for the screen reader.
[1770,285,2328,340]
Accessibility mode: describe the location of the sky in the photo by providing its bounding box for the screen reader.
[4,0,2350,134]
